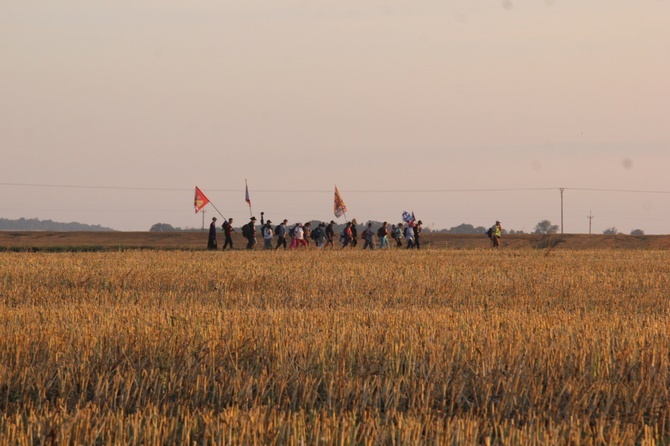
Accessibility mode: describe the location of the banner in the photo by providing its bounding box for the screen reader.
[194,186,210,214]
[334,185,347,218]
[245,179,251,206]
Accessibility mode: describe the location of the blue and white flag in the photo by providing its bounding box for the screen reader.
[402,211,415,223]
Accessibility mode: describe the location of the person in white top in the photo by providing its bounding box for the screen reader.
[290,223,308,249]
[262,220,274,249]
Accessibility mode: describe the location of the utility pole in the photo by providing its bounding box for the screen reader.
[588,210,594,234]
[201,209,206,231]
[560,188,565,234]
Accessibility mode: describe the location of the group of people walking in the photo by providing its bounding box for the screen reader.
[207,216,427,250]
[209,216,503,250]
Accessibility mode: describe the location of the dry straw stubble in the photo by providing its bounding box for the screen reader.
[1,249,670,444]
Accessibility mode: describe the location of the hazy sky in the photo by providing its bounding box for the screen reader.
[2,1,669,233]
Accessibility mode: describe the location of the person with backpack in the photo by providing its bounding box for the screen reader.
[393,223,403,248]
[350,218,359,248]
[362,222,375,250]
[378,222,390,249]
[262,220,274,249]
[275,219,288,250]
[311,222,326,248]
[222,217,235,250]
[491,220,502,249]
[242,216,257,250]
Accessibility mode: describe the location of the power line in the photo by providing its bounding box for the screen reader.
[2,182,669,194]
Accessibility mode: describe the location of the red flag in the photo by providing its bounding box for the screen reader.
[245,179,251,206]
[334,185,347,218]
[194,186,210,214]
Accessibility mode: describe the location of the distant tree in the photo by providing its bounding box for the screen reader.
[445,223,487,234]
[533,220,559,234]
[630,229,645,236]
[0,217,113,231]
[150,223,176,232]
[603,227,619,235]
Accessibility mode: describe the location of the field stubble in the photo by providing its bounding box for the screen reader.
[1,249,670,444]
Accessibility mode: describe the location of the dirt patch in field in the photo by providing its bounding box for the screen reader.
[1,231,669,251]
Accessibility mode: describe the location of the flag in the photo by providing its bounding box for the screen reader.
[334,185,347,218]
[402,211,415,223]
[194,186,210,214]
[245,179,251,206]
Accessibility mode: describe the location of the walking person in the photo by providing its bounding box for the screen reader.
[362,223,375,250]
[414,220,423,250]
[242,216,257,250]
[275,219,288,250]
[290,223,308,249]
[312,222,326,248]
[378,221,390,249]
[404,221,415,249]
[350,218,359,248]
[303,222,312,247]
[393,224,403,248]
[492,220,502,249]
[207,217,218,250]
[262,220,274,249]
[342,222,353,248]
[325,221,336,248]
[222,217,235,250]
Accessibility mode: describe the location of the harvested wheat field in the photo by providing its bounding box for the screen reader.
[2,248,670,444]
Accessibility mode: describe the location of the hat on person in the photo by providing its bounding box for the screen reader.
[267,220,272,224]
[496,220,501,224]
[250,216,257,221]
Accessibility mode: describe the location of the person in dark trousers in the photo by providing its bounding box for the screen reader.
[312,222,326,248]
[394,223,403,248]
[362,223,375,250]
[325,221,336,248]
[342,222,353,248]
[303,222,312,247]
[350,218,359,248]
[222,218,235,250]
[207,217,218,250]
[413,220,423,250]
[275,219,288,250]
[243,216,257,250]
[492,220,502,249]
[404,222,415,249]
[262,220,274,249]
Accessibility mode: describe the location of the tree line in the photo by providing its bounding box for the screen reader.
[0,218,114,232]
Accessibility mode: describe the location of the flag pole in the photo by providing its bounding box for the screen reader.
[208,202,227,221]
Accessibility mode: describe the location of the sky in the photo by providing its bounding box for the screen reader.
[1,1,669,233]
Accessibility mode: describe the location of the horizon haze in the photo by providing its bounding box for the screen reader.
[2,1,668,234]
